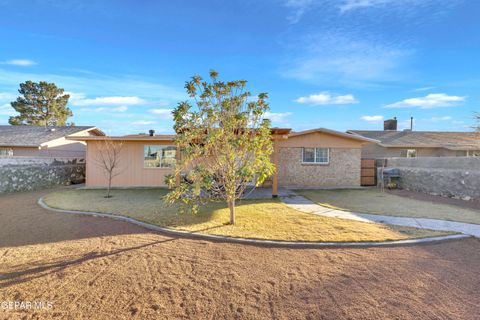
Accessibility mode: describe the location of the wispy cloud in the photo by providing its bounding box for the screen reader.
[295,92,358,105]
[283,0,314,23]
[384,93,466,109]
[430,116,452,121]
[282,32,411,86]
[339,0,389,12]
[360,115,384,122]
[0,92,16,102]
[412,86,436,92]
[338,0,460,13]
[1,59,37,66]
[0,103,15,116]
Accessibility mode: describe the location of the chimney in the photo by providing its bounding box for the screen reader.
[149,129,155,136]
[410,117,414,131]
[383,117,397,131]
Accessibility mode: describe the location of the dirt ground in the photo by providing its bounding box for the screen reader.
[388,188,480,211]
[1,188,480,320]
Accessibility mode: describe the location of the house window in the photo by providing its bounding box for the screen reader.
[302,148,329,164]
[401,149,417,158]
[144,145,176,168]
[0,148,13,156]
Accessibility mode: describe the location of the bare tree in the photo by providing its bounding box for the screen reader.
[94,139,124,198]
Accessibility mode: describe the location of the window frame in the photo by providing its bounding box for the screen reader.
[0,147,13,156]
[401,149,417,158]
[143,144,176,169]
[302,147,330,165]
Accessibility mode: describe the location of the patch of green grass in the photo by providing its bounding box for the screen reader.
[296,188,480,225]
[43,188,450,242]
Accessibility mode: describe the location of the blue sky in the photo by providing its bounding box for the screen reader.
[0,0,479,134]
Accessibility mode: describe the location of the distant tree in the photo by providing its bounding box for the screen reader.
[94,139,124,198]
[475,112,479,131]
[165,70,274,225]
[8,81,72,127]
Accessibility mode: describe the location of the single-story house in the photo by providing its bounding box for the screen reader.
[0,125,104,158]
[68,127,377,195]
[348,118,480,159]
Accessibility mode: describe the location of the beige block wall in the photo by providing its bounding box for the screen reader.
[278,147,361,188]
[85,140,174,187]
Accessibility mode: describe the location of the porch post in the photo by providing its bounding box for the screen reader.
[272,138,279,198]
[175,145,181,186]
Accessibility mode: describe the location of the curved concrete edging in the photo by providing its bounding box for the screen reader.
[38,197,470,248]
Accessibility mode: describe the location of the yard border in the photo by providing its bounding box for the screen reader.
[38,197,470,248]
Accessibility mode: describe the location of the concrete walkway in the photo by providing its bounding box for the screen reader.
[281,195,480,238]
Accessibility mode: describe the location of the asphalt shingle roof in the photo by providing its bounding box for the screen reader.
[0,125,98,147]
[349,130,480,150]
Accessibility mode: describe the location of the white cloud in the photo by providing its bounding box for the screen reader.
[361,115,384,122]
[263,112,292,124]
[384,93,466,109]
[148,109,172,118]
[430,116,452,121]
[1,59,37,66]
[132,120,156,125]
[283,0,314,23]
[70,94,146,106]
[79,105,128,113]
[295,92,358,105]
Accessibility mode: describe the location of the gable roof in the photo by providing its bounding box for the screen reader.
[290,128,379,143]
[0,125,104,147]
[348,130,480,150]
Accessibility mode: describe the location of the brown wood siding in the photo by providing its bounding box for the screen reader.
[361,159,376,186]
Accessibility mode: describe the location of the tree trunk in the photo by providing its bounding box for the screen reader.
[228,198,235,225]
[107,173,112,198]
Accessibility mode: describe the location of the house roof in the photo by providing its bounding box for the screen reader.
[68,134,176,142]
[348,130,480,150]
[70,128,293,142]
[290,128,379,143]
[0,125,104,147]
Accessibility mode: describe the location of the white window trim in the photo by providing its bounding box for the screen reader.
[143,144,176,169]
[301,147,330,165]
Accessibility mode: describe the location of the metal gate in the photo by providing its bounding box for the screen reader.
[361,159,376,186]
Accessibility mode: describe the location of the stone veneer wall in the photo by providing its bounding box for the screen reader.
[278,147,361,188]
[0,156,85,193]
[381,157,480,200]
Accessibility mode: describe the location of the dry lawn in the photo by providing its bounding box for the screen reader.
[297,188,480,225]
[43,189,447,242]
[0,189,479,320]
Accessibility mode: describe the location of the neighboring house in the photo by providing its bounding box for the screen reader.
[0,125,104,158]
[69,127,377,195]
[348,118,480,159]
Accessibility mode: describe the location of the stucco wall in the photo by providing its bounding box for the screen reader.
[278,147,361,187]
[85,140,174,187]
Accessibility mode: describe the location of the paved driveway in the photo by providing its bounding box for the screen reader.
[1,188,480,319]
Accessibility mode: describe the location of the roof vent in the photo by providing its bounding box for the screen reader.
[149,129,155,137]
